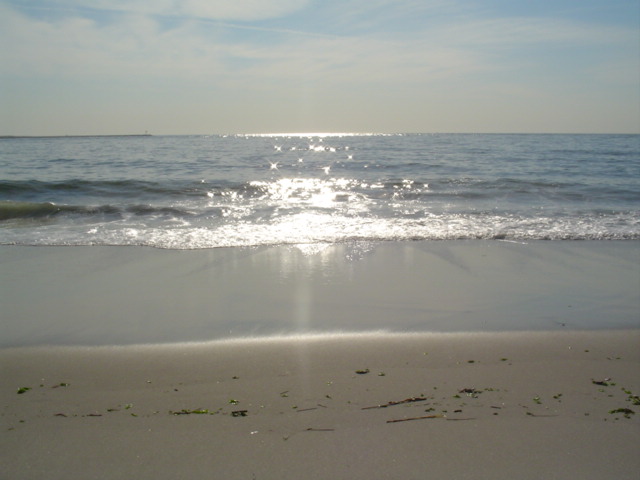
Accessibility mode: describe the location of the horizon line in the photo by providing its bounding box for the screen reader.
[2,131,638,139]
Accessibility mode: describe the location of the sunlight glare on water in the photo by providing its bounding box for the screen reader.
[0,133,638,248]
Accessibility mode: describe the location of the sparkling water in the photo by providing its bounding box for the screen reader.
[1,133,638,248]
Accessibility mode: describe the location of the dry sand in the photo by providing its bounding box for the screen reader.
[2,331,639,479]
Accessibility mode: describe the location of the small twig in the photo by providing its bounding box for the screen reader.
[386,414,442,423]
[305,428,334,431]
[296,407,318,413]
[362,396,427,410]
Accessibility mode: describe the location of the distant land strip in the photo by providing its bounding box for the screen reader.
[0,134,152,139]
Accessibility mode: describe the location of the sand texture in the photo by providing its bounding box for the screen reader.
[2,331,639,479]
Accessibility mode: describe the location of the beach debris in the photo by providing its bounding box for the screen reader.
[533,396,542,405]
[231,410,248,417]
[386,414,443,423]
[355,369,370,375]
[51,382,69,388]
[54,413,68,417]
[305,427,334,431]
[296,407,318,413]
[592,378,612,386]
[17,387,31,394]
[362,396,427,410]
[228,399,239,405]
[459,388,482,398]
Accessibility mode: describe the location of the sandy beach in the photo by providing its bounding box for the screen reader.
[2,331,639,479]
[1,241,639,479]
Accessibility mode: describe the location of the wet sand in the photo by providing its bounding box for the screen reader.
[1,241,638,347]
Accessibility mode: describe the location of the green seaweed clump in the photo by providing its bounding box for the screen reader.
[171,408,212,415]
[609,408,635,419]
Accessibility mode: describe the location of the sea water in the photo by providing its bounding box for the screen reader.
[1,133,638,248]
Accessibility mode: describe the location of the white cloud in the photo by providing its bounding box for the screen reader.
[0,3,481,87]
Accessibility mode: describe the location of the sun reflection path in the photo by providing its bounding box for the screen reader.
[248,177,364,210]
[242,132,387,138]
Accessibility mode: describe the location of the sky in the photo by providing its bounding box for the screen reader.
[0,0,638,135]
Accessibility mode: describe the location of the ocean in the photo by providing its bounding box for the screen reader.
[1,133,638,248]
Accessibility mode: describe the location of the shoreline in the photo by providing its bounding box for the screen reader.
[2,330,639,479]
